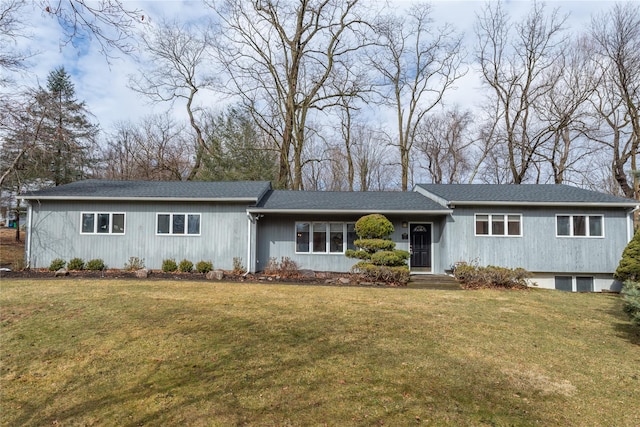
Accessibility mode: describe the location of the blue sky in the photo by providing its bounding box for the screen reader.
[5,0,619,133]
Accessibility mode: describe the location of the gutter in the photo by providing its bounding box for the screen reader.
[446,201,638,208]
[246,209,453,215]
[17,196,260,203]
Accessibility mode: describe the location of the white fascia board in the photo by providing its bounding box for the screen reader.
[246,208,452,215]
[17,196,259,203]
[448,201,638,208]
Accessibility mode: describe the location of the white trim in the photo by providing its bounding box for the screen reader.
[555,214,604,238]
[294,221,356,255]
[408,222,434,273]
[554,275,595,292]
[474,213,523,237]
[20,196,259,202]
[447,201,637,208]
[80,212,126,235]
[155,213,201,236]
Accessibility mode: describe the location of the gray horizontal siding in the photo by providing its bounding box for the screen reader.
[441,207,629,274]
[256,213,444,273]
[28,201,249,270]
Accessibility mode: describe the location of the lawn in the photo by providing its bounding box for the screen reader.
[1,280,639,426]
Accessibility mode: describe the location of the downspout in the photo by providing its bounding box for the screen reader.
[25,202,33,268]
[246,213,253,275]
[628,206,639,241]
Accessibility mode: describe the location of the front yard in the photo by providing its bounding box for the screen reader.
[1,279,639,426]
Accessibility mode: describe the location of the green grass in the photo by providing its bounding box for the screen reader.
[1,280,639,426]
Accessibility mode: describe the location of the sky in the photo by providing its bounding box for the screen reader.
[4,0,620,136]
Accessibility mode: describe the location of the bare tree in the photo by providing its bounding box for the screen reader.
[475,1,568,184]
[130,19,217,180]
[590,2,640,199]
[213,0,369,190]
[40,0,142,59]
[535,36,600,185]
[369,2,465,190]
[415,107,473,184]
[100,113,193,181]
[0,0,29,84]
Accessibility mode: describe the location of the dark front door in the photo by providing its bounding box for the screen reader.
[410,223,431,271]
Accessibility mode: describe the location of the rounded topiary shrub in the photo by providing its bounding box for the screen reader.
[178,259,194,273]
[195,260,213,274]
[67,257,85,271]
[354,214,394,239]
[48,258,66,271]
[85,259,106,271]
[615,230,640,282]
[162,258,178,272]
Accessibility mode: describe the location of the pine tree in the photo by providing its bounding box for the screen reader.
[615,230,640,282]
[38,67,99,185]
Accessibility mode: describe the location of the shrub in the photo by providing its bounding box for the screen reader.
[351,262,410,285]
[178,259,194,273]
[124,257,145,271]
[354,214,394,239]
[85,259,106,271]
[195,260,213,274]
[162,259,178,272]
[48,258,66,271]
[615,230,640,282]
[370,250,410,267]
[346,214,409,285]
[453,263,530,289]
[263,257,299,278]
[12,258,26,271]
[232,257,244,274]
[67,257,85,271]
[621,281,640,326]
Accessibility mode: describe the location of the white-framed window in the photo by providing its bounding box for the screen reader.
[475,214,522,236]
[156,213,201,235]
[555,276,594,292]
[296,222,357,254]
[81,212,125,234]
[556,215,603,237]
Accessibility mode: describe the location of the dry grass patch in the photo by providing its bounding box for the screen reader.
[1,280,639,426]
[0,228,24,268]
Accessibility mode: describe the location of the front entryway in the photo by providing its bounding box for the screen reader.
[410,223,432,272]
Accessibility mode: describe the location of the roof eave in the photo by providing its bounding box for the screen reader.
[448,201,638,208]
[247,208,452,215]
[19,196,259,203]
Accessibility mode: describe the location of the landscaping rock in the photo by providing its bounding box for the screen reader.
[299,269,315,278]
[54,268,68,277]
[338,277,351,285]
[135,268,149,278]
[206,270,224,280]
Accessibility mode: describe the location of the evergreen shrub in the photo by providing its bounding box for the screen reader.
[48,258,66,271]
[67,258,85,271]
[621,281,640,326]
[195,260,213,274]
[86,259,106,271]
[178,259,194,273]
[615,230,640,282]
[162,259,178,272]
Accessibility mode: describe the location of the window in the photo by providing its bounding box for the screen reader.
[475,214,522,236]
[555,276,594,292]
[296,222,356,254]
[157,213,201,235]
[556,215,603,237]
[81,213,125,234]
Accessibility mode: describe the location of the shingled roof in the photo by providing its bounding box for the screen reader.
[416,184,638,207]
[19,180,272,202]
[249,190,451,214]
